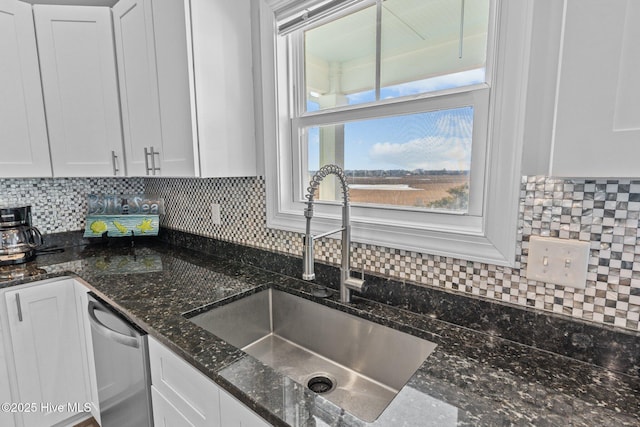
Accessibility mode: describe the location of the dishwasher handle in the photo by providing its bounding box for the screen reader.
[88,301,140,349]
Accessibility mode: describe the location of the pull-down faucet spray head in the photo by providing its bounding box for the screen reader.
[302,165,365,303]
[302,203,316,280]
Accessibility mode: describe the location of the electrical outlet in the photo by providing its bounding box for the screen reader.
[210,203,221,225]
[526,236,590,288]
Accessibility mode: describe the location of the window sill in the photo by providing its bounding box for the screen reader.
[266,202,518,267]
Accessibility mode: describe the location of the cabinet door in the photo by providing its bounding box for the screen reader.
[148,336,221,426]
[151,0,196,177]
[149,336,271,427]
[112,0,162,177]
[551,0,640,176]
[0,320,16,427]
[0,0,51,177]
[34,5,124,177]
[151,386,195,427]
[219,388,271,427]
[190,0,257,177]
[113,0,195,177]
[4,279,92,427]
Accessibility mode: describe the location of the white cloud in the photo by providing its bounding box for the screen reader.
[368,136,471,170]
[435,112,473,139]
[366,108,474,170]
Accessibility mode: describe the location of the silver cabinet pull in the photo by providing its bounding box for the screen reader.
[149,146,160,175]
[144,146,161,176]
[149,146,156,175]
[112,151,120,176]
[15,293,23,322]
[144,147,151,175]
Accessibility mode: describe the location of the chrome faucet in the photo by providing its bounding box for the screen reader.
[302,164,365,303]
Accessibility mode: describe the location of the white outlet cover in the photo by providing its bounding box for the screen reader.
[211,203,221,225]
[526,236,590,289]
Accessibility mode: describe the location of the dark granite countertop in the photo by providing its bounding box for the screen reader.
[1,238,639,426]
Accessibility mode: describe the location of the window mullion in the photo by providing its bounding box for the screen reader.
[295,88,487,128]
[375,0,381,101]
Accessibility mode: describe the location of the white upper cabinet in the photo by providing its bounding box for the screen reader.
[190,0,257,177]
[113,0,196,177]
[524,0,640,177]
[552,0,640,177]
[112,0,164,177]
[0,0,51,177]
[112,0,257,177]
[149,0,199,176]
[1,0,257,179]
[34,4,125,177]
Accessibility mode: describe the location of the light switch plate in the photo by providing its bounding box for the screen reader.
[526,236,590,288]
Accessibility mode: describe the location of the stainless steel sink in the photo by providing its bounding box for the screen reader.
[187,289,437,422]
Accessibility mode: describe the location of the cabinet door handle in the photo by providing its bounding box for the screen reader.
[144,147,161,176]
[112,151,120,176]
[149,146,156,176]
[15,293,23,322]
[149,146,161,175]
[144,147,151,175]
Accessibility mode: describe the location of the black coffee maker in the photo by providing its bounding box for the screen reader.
[0,206,44,265]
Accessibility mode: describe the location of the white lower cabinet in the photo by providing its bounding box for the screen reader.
[149,336,221,426]
[149,336,271,427]
[218,387,272,427]
[0,278,270,427]
[0,278,98,427]
[151,386,196,427]
[0,318,14,427]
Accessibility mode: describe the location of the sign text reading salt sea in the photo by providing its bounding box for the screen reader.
[87,194,164,215]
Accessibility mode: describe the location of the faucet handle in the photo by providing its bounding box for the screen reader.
[344,276,365,292]
[304,205,314,219]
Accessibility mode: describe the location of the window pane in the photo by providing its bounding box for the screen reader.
[304,5,376,111]
[303,0,490,111]
[380,0,490,97]
[305,107,473,212]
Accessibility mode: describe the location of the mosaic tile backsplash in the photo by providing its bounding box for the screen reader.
[2,176,639,332]
[144,176,640,332]
[0,178,144,233]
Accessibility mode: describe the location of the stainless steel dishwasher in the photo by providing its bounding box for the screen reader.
[87,293,153,426]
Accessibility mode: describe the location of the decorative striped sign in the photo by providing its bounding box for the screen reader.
[83,215,159,238]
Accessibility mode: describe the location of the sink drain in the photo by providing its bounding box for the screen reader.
[307,374,336,394]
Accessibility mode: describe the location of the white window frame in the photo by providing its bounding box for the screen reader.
[256,0,535,267]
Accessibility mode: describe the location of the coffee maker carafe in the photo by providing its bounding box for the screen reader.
[0,206,44,265]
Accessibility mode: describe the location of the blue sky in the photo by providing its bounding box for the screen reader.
[307,69,482,171]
